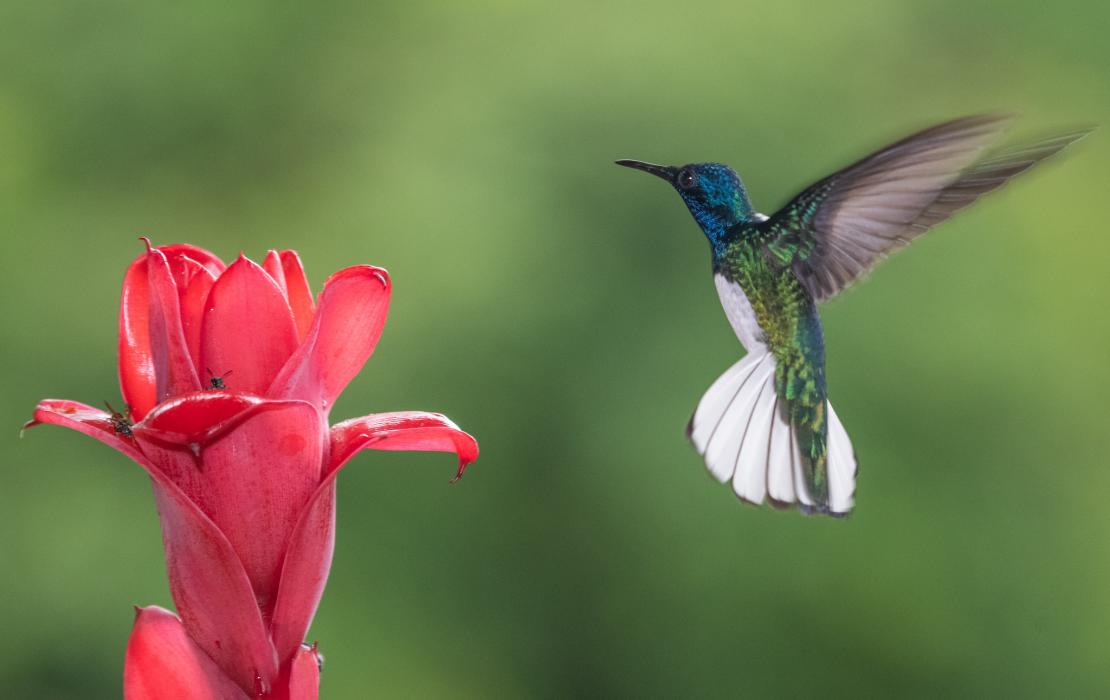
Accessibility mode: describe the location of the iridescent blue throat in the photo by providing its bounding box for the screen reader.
[678,164,755,256]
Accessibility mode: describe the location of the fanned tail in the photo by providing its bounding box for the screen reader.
[686,353,857,515]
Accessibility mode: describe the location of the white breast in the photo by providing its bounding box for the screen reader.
[714,273,767,354]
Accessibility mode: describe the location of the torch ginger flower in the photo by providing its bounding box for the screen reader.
[26,242,479,698]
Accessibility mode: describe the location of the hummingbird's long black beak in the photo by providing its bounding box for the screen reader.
[615,159,678,182]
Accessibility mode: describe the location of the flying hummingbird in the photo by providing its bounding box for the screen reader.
[617,114,1089,516]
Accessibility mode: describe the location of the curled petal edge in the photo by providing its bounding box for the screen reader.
[133,391,315,453]
[327,411,480,481]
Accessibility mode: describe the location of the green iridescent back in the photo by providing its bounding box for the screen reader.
[715,222,830,504]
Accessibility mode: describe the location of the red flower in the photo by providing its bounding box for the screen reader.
[26,242,478,698]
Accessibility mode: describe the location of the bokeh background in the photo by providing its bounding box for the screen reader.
[3,1,1109,697]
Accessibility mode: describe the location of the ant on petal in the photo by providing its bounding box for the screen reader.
[104,401,133,438]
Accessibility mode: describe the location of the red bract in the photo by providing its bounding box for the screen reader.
[27,242,478,698]
[125,606,321,700]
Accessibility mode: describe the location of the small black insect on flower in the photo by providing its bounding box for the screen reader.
[104,401,133,438]
[206,368,233,390]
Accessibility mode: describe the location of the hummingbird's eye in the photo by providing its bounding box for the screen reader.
[677,169,697,190]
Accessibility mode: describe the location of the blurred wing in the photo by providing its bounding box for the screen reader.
[769,114,1091,300]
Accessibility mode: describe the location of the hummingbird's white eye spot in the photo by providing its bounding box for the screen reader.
[677,169,697,190]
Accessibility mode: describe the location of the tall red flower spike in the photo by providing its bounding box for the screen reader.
[27,243,479,698]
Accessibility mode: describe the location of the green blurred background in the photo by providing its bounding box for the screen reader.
[3,1,1109,697]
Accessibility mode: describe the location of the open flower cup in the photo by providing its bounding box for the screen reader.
[27,242,478,698]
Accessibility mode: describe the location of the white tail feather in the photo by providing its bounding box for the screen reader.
[687,353,857,514]
[826,404,855,513]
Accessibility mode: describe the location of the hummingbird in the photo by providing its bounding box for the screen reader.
[617,114,1090,516]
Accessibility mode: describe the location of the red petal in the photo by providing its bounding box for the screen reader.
[26,399,147,464]
[119,243,225,420]
[119,255,157,421]
[201,256,299,395]
[328,411,480,481]
[191,401,323,620]
[27,400,279,693]
[153,484,279,695]
[280,251,315,343]
[181,266,217,380]
[286,644,322,700]
[158,243,227,279]
[268,266,390,413]
[269,481,335,666]
[134,396,325,622]
[263,250,288,296]
[173,256,208,304]
[136,392,268,446]
[148,247,203,400]
[268,410,477,661]
[165,255,211,306]
[125,606,250,700]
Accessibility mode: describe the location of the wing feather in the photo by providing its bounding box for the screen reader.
[767,115,1092,300]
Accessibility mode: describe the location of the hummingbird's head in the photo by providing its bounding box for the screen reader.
[615,160,755,245]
